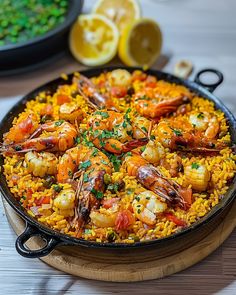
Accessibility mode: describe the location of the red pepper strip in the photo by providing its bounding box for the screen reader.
[102,197,120,209]
[35,196,51,206]
[115,209,135,231]
[165,212,187,227]
[57,94,71,105]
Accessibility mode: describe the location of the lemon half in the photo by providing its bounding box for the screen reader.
[69,14,119,66]
[92,0,141,33]
[118,18,162,68]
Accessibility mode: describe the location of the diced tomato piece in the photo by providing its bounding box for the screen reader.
[165,213,187,227]
[145,75,157,88]
[111,86,127,98]
[132,70,147,81]
[102,197,119,209]
[18,117,33,134]
[115,209,135,231]
[146,82,157,88]
[35,196,51,206]
[40,104,53,115]
[179,187,193,210]
[57,94,71,105]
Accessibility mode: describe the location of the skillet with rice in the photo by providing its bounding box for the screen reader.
[0,66,235,258]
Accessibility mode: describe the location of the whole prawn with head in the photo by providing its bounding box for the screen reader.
[124,154,193,211]
[75,69,132,111]
[134,87,192,119]
[154,112,225,153]
[57,145,112,234]
[87,110,149,154]
[1,120,77,154]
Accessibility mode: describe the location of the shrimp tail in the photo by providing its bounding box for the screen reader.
[122,137,149,152]
[0,137,56,154]
[75,74,120,111]
[75,170,106,231]
[137,165,192,210]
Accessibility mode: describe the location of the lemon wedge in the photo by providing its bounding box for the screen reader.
[69,14,119,66]
[92,0,141,33]
[118,18,162,68]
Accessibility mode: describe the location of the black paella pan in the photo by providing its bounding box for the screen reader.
[0,66,235,259]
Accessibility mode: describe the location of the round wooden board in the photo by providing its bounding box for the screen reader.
[3,198,236,282]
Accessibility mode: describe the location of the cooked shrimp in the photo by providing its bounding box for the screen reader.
[132,191,167,225]
[108,69,131,87]
[75,74,119,111]
[185,163,210,191]
[141,140,165,164]
[87,110,148,154]
[3,112,39,145]
[189,112,219,139]
[24,151,58,177]
[57,145,112,229]
[1,121,77,153]
[90,210,117,228]
[124,154,193,210]
[132,116,151,139]
[59,102,84,122]
[134,87,191,118]
[53,188,75,217]
[154,117,225,153]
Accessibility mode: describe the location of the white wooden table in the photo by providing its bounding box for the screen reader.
[0,0,236,294]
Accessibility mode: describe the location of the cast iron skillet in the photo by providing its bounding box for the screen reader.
[0,66,235,258]
[0,0,83,75]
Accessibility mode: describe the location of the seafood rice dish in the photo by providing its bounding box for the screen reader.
[1,69,236,243]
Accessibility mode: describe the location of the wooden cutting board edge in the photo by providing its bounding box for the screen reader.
[2,198,236,282]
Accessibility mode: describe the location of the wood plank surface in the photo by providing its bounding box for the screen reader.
[0,0,236,294]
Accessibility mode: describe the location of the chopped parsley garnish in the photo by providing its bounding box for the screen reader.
[93,130,100,137]
[150,135,156,140]
[79,160,91,170]
[14,145,22,151]
[197,112,204,119]
[83,173,89,182]
[107,183,119,192]
[140,146,146,152]
[54,120,64,126]
[124,108,132,124]
[135,196,140,201]
[126,152,132,157]
[95,111,109,118]
[95,121,100,127]
[84,229,92,234]
[137,209,141,214]
[122,121,127,128]
[127,130,133,136]
[171,128,182,137]
[91,188,104,199]
[101,159,108,165]
[92,148,99,157]
[53,184,62,193]
[111,144,120,151]
[191,162,200,169]
[75,136,81,144]
[110,154,122,171]
[135,95,150,101]
[127,188,134,195]
[141,126,148,133]
[68,171,73,177]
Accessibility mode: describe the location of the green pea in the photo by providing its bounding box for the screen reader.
[0,0,68,46]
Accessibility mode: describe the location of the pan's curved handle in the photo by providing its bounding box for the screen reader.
[15,222,61,258]
[194,68,224,93]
